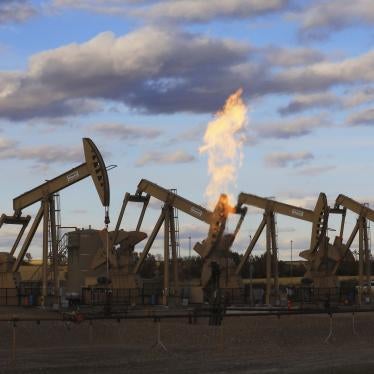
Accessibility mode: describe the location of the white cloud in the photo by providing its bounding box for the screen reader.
[52,0,290,23]
[294,165,336,176]
[0,27,251,120]
[0,136,16,150]
[278,93,339,115]
[136,150,195,167]
[343,87,374,108]
[0,0,36,25]
[0,24,372,124]
[278,87,374,115]
[0,136,84,165]
[135,0,289,23]
[271,50,374,93]
[91,123,162,139]
[290,0,374,40]
[261,46,325,67]
[265,151,314,168]
[255,115,329,139]
[348,108,374,126]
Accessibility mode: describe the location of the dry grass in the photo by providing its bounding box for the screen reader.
[1,309,374,373]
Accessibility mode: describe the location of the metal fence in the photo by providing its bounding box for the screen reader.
[220,285,359,307]
[0,288,18,306]
[81,287,164,306]
[289,286,357,305]
[0,285,360,307]
[0,285,55,307]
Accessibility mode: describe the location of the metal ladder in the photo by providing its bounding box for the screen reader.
[363,202,372,263]
[29,194,66,283]
[169,189,181,258]
[273,212,279,262]
[47,193,62,281]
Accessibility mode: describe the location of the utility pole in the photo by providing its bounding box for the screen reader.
[188,235,191,257]
[290,240,293,279]
[249,257,254,306]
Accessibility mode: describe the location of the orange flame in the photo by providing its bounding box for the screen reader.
[199,89,247,209]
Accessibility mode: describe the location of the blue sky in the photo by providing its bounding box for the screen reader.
[0,0,373,261]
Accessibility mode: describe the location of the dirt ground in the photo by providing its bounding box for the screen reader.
[1,308,374,373]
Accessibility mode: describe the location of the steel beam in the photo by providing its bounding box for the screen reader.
[12,205,44,273]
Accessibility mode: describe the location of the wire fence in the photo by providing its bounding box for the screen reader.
[0,284,363,308]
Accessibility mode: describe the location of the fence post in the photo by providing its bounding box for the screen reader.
[152,318,167,352]
[352,312,358,336]
[89,320,94,345]
[324,313,334,343]
[10,320,16,365]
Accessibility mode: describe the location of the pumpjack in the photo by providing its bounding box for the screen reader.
[112,179,246,304]
[0,138,110,305]
[334,194,373,304]
[235,192,352,302]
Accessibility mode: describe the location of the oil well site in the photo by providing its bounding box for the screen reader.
[1,2,374,372]
[1,136,374,373]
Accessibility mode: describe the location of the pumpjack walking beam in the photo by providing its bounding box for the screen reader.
[5,138,110,306]
[335,194,374,304]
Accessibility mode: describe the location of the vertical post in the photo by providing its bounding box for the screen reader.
[265,212,271,305]
[89,320,93,345]
[352,312,358,335]
[290,240,293,278]
[49,197,59,304]
[270,213,279,300]
[169,208,179,299]
[163,207,170,306]
[152,318,167,351]
[358,218,364,305]
[363,218,371,301]
[42,199,49,307]
[324,313,334,343]
[11,321,16,364]
[106,228,109,287]
[249,261,253,306]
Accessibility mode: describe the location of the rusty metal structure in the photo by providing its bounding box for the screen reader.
[0,138,371,309]
[112,179,246,304]
[334,194,373,304]
[0,138,110,305]
[65,227,147,296]
[235,192,334,303]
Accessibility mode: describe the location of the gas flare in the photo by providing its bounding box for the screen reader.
[199,89,247,209]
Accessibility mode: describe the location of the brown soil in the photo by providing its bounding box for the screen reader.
[1,308,374,373]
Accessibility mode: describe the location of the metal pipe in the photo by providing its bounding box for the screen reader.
[235,216,266,276]
[12,205,44,273]
[270,213,279,298]
[265,212,272,305]
[169,207,179,298]
[363,218,371,299]
[163,207,170,306]
[133,210,166,274]
[358,218,364,305]
[49,197,59,304]
[42,199,50,307]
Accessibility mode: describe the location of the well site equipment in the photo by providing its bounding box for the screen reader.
[0,138,110,306]
[0,140,372,309]
[111,179,246,304]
